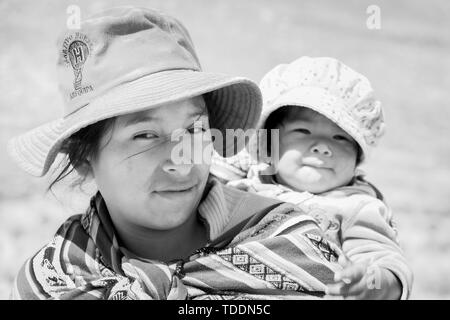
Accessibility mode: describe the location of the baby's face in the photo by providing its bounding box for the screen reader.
[274,108,358,193]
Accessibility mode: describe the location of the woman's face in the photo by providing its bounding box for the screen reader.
[89,96,212,231]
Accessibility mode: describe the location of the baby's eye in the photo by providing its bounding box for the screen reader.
[333,135,351,142]
[133,132,158,140]
[293,128,311,134]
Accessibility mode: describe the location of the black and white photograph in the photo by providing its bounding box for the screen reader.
[0,0,448,303]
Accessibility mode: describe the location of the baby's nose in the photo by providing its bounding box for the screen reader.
[310,143,332,157]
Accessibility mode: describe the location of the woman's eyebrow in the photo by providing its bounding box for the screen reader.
[183,109,208,125]
[123,114,158,128]
[190,106,208,117]
[123,107,207,128]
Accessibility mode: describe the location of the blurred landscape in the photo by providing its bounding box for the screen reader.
[1,0,449,299]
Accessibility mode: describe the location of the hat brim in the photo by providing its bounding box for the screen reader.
[258,86,367,161]
[7,69,262,177]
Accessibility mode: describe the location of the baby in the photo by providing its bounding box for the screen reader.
[211,56,413,299]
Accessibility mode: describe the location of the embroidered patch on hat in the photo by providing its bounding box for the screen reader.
[61,32,94,99]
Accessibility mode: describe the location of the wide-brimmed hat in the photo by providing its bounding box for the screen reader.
[257,56,385,163]
[7,6,262,177]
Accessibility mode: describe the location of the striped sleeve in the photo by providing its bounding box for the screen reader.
[11,216,105,299]
[11,215,189,300]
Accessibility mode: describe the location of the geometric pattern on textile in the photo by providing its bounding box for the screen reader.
[216,247,306,292]
[304,233,339,263]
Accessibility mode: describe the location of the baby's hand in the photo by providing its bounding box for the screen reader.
[326,255,402,300]
[227,179,284,199]
[251,183,285,199]
[227,179,254,191]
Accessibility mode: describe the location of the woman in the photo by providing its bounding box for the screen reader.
[8,7,340,299]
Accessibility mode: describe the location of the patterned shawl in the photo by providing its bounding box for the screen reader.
[12,181,341,300]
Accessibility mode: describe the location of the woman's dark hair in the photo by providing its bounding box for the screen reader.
[47,118,116,192]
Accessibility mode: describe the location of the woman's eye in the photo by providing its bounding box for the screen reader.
[134,132,158,140]
[293,128,310,134]
[187,125,206,134]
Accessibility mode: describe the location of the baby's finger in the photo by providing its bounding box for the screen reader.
[326,280,366,298]
[227,180,249,190]
[338,254,351,267]
[336,255,351,283]
[334,263,367,283]
[323,294,345,300]
[326,283,350,296]
[343,280,367,297]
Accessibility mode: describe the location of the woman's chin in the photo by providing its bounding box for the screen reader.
[140,212,193,230]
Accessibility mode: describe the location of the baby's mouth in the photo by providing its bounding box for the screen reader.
[301,157,329,169]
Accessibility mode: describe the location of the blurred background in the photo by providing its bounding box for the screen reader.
[0,0,449,299]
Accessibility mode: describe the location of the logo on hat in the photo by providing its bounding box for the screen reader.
[61,32,94,99]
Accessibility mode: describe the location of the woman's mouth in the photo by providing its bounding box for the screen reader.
[153,183,198,198]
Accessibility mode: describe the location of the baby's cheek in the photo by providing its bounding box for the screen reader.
[337,159,357,180]
[279,148,302,167]
[342,145,358,165]
[334,147,357,170]
[275,160,295,183]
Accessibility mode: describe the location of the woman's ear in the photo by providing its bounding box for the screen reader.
[74,159,94,181]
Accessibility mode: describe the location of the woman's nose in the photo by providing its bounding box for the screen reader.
[162,160,193,176]
[310,142,332,157]
[161,137,195,176]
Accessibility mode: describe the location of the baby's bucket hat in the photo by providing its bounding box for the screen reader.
[258,56,385,162]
